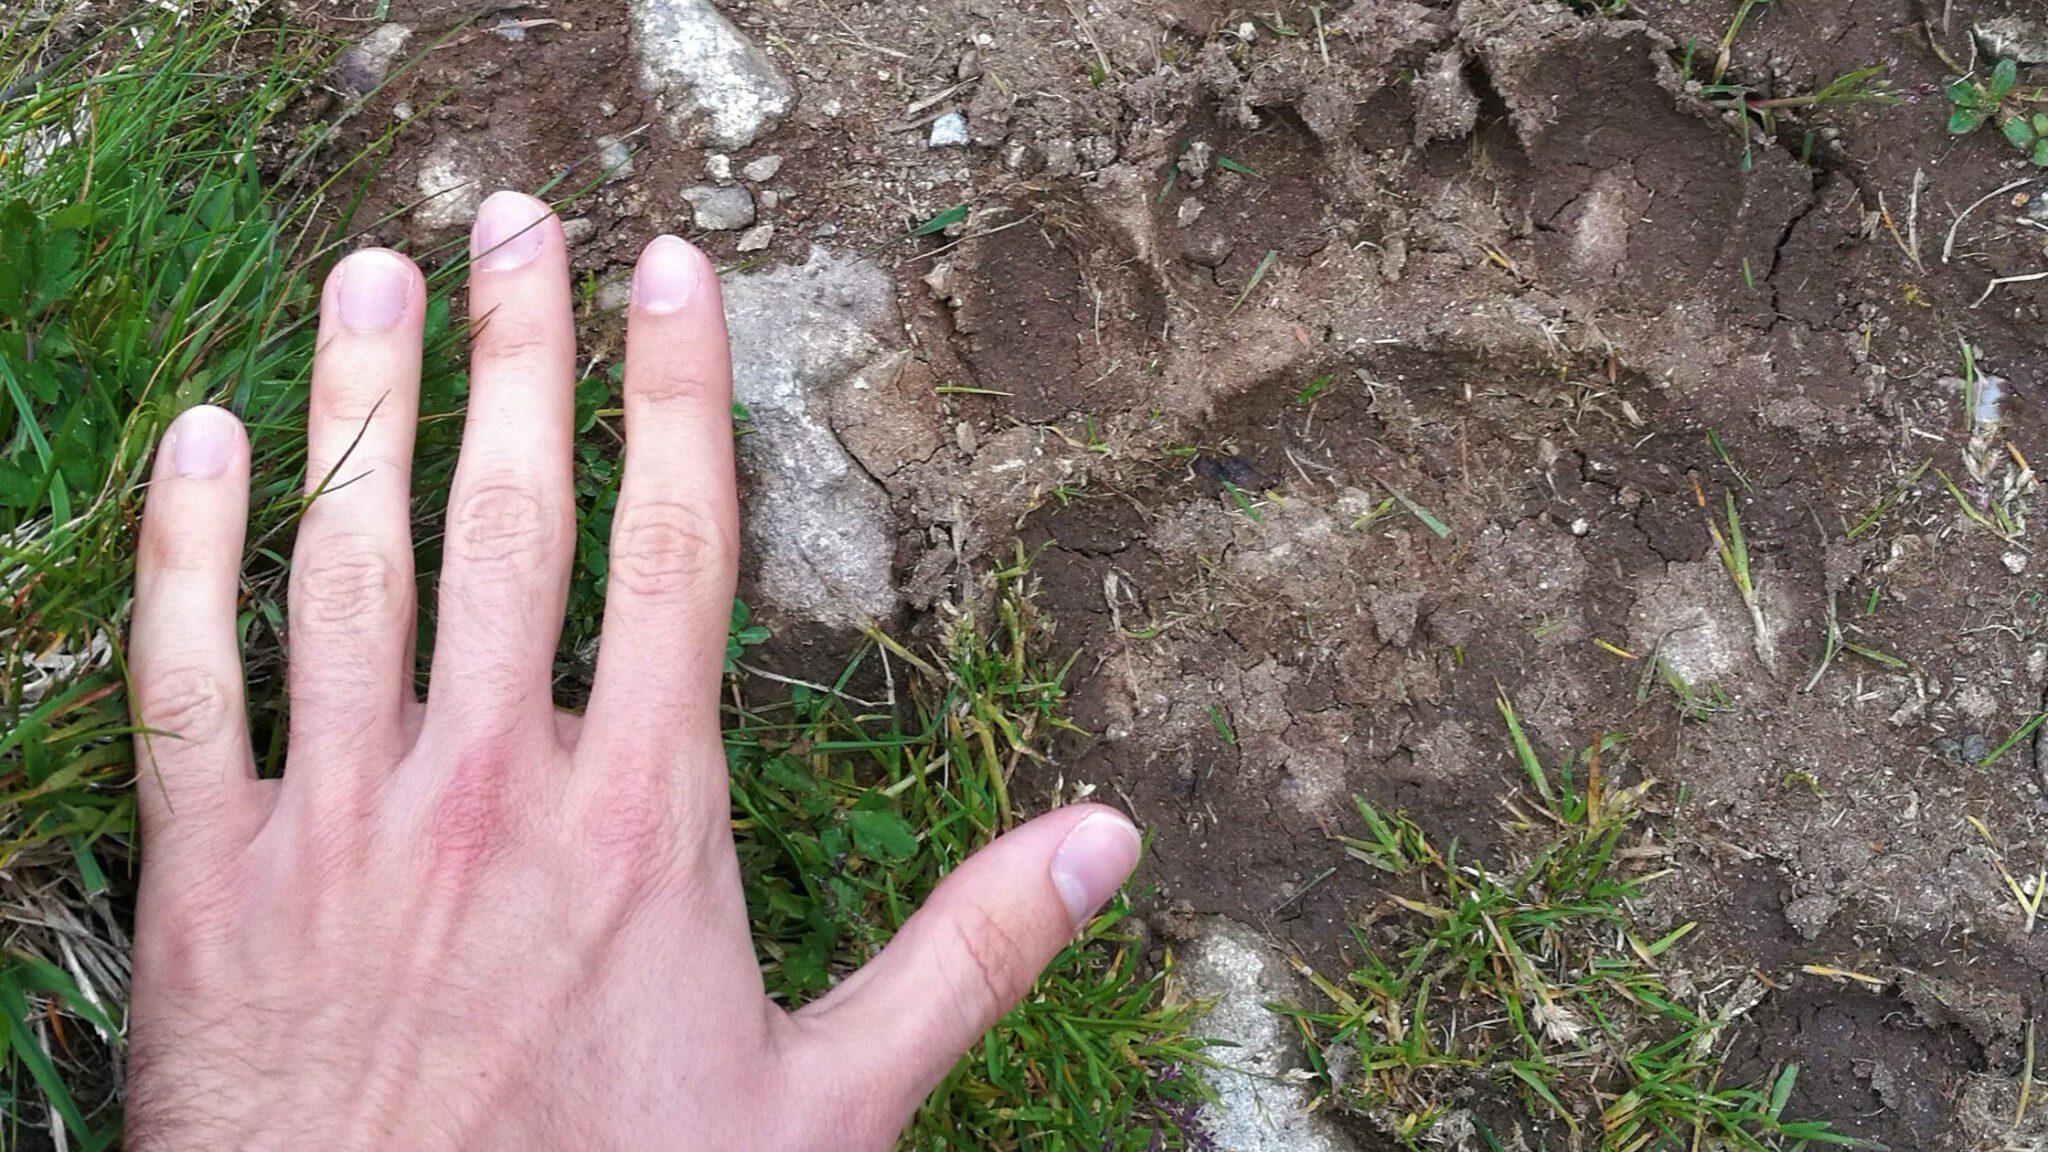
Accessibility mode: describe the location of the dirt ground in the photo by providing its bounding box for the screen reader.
[314,0,2048,1145]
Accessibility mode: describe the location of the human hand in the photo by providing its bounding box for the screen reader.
[125,191,1143,1150]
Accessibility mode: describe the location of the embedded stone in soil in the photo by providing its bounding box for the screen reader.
[721,247,899,631]
[1176,918,1356,1152]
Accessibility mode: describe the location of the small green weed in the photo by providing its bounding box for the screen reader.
[1276,702,1851,1150]
[1946,59,2048,166]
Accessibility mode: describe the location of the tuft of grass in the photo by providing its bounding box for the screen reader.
[1803,591,1906,693]
[1276,704,1853,1150]
[726,575,1217,1148]
[1708,491,1778,673]
[1228,249,1278,314]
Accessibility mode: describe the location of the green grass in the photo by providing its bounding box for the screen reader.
[731,571,1216,1148]
[1274,700,1853,1151]
[1,7,1208,1147]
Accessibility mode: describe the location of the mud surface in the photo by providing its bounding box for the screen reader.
[308,0,2048,1145]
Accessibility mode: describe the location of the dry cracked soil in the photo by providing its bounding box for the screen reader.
[308,0,2048,1146]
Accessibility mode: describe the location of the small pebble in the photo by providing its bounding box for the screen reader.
[2003,551,2029,574]
[1570,517,1590,537]
[757,189,781,211]
[337,23,412,94]
[599,99,618,117]
[594,275,633,312]
[929,112,970,148]
[741,154,784,182]
[705,153,733,182]
[561,217,597,246]
[594,135,635,184]
[681,184,756,231]
[1963,732,1989,763]
[736,223,775,252]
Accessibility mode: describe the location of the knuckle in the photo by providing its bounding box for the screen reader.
[576,765,681,884]
[944,903,1031,1025]
[451,477,558,566]
[633,370,720,409]
[471,318,556,370]
[311,375,389,433]
[292,544,404,628]
[140,666,236,745]
[142,513,224,576]
[607,499,729,600]
[422,747,512,879]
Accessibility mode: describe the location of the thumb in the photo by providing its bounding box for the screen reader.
[789,804,1141,1126]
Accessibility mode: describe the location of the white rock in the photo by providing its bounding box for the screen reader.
[742,154,784,182]
[682,184,756,231]
[630,0,794,148]
[706,153,733,182]
[595,134,635,183]
[413,141,479,230]
[2004,551,2029,574]
[735,223,774,252]
[1180,920,1354,1152]
[721,248,899,627]
[928,112,969,147]
[757,189,781,211]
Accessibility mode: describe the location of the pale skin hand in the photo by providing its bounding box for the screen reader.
[125,191,1142,1150]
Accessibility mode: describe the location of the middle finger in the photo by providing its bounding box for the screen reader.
[424,191,576,742]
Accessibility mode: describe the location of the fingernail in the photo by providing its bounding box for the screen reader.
[335,249,413,332]
[1049,812,1142,929]
[471,190,549,271]
[165,405,240,479]
[632,235,704,314]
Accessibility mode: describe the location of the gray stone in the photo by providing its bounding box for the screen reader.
[595,273,633,312]
[1976,18,2048,65]
[682,185,756,231]
[630,0,794,148]
[338,23,412,95]
[1179,920,1355,1152]
[741,154,784,182]
[594,135,635,184]
[413,138,480,230]
[561,217,598,246]
[736,223,775,252]
[928,112,970,147]
[721,248,899,627]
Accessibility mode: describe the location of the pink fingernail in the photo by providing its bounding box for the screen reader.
[166,405,240,479]
[471,190,550,271]
[632,235,704,314]
[1049,812,1142,929]
[335,249,413,332]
